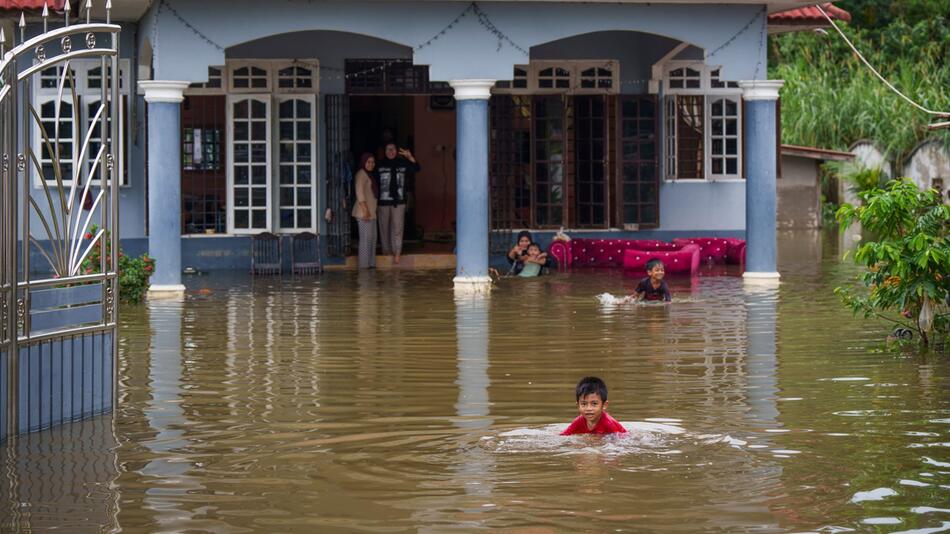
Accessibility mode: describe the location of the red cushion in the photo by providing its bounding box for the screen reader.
[672,237,742,264]
[622,244,700,275]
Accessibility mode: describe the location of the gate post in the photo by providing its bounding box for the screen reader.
[140,81,189,296]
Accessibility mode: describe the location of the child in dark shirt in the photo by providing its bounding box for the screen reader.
[634,258,672,302]
[561,376,627,435]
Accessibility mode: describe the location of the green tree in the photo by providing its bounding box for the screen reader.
[835,179,949,347]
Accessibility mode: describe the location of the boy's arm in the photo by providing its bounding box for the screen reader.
[663,282,672,302]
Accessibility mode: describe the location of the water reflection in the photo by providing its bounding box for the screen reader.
[453,290,494,502]
[744,281,780,426]
[0,232,947,532]
[0,416,120,532]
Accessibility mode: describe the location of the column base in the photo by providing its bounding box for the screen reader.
[148,284,186,299]
[742,271,781,279]
[453,275,493,292]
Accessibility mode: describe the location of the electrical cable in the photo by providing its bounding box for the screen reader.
[815,3,950,118]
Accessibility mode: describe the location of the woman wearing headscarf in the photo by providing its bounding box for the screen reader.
[352,153,378,269]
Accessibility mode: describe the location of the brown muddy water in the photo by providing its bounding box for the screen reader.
[1,232,948,533]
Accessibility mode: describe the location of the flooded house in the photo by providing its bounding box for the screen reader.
[2,0,853,295]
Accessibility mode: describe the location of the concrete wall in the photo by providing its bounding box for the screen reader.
[777,155,819,229]
[658,181,745,231]
[903,140,950,203]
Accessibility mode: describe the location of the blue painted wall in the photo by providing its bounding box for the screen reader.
[141,1,765,83]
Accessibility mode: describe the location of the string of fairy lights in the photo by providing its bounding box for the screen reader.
[155,0,765,88]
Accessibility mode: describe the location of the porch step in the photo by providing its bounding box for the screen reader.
[328,253,457,271]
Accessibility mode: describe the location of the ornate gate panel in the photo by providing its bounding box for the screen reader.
[1,6,120,441]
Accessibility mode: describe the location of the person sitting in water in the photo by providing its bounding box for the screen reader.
[633,258,672,302]
[561,376,627,435]
[507,230,555,275]
[517,243,547,278]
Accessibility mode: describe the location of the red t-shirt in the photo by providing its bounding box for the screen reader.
[561,413,627,435]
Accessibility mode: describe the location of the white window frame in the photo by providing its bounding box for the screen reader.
[228,61,272,93]
[493,60,619,95]
[273,61,318,94]
[185,65,226,95]
[32,59,131,188]
[33,96,78,188]
[656,61,743,182]
[275,94,318,232]
[226,94,273,234]
[705,95,742,180]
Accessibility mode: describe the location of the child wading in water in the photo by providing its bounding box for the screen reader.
[633,258,672,302]
[561,376,627,435]
[518,243,547,278]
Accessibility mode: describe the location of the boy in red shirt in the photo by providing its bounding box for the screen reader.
[561,376,627,435]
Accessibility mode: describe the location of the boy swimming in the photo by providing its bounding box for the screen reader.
[633,258,672,302]
[561,376,627,435]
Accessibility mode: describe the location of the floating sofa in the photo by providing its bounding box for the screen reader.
[671,237,746,266]
[546,237,746,275]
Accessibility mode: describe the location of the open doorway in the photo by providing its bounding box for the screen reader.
[347,95,457,254]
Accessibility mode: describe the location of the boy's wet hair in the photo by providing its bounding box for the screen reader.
[528,242,542,251]
[646,258,665,272]
[575,376,608,402]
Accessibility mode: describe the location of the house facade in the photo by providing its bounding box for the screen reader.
[2,0,849,292]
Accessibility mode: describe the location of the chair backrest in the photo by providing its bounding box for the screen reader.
[291,232,323,275]
[251,232,282,275]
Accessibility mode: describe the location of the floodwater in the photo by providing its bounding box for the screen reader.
[2,231,948,533]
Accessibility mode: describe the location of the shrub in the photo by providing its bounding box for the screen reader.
[80,225,155,304]
[835,179,949,347]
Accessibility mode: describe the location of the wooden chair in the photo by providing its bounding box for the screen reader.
[291,232,323,275]
[251,232,282,275]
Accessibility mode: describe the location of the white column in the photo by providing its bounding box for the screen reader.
[139,81,190,296]
[449,80,495,291]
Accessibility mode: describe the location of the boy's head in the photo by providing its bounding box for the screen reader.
[575,376,609,425]
[645,258,665,280]
[527,242,542,257]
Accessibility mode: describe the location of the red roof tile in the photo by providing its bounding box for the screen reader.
[0,0,64,11]
[769,3,852,25]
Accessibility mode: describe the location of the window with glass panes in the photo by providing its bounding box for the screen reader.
[533,95,565,227]
[182,95,226,234]
[619,96,659,227]
[228,96,271,233]
[276,96,316,230]
[708,97,740,177]
[660,62,743,181]
[33,60,130,187]
[574,95,607,227]
[489,95,532,231]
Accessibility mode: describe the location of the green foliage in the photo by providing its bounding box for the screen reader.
[824,161,886,198]
[835,179,949,347]
[80,225,156,304]
[769,12,950,163]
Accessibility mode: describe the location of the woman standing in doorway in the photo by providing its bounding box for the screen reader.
[353,153,378,269]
